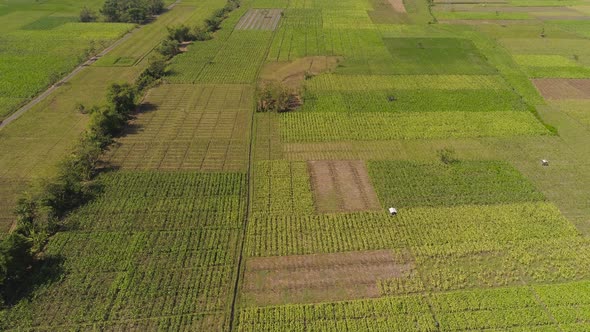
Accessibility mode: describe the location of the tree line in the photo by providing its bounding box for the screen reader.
[80,0,166,24]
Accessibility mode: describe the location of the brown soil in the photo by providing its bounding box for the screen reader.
[533,79,590,100]
[308,160,381,213]
[259,56,343,90]
[179,41,192,53]
[242,250,414,306]
[388,0,407,13]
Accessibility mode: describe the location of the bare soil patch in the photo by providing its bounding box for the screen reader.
[242,250,414,306]
[533,79,590,100]
[179,41,192,52]
[388,0,407,13]
[308,160,381,213]
[259,56,342,90]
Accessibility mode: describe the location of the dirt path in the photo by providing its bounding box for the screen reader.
[0,0,181,132]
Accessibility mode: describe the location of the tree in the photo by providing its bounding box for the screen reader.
[0,233,34,302]
[147,0,165,15]
[100,0,121,22]
[106,83,136,116]
[79,6,97,22]
[158,39,180,58]
[192,25,212,41]
[167,24,193,42]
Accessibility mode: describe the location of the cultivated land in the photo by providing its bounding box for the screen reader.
[2,0,590,330]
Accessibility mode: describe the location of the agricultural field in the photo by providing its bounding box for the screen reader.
[2,0,590,330]
[0,0,134,120]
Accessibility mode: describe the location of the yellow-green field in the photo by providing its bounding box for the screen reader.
[2,0,590,330]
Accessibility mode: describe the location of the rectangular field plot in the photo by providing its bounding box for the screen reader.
[242,250,414,306]
[382,38,496,74]
[302,89,530,113]
[238,283,589,331]
[251,160,314,217]
[308,160,381,213]
[368,160,545,208]
[533,78,590,99]
[104,84,253,172]
[237,294,437,331]
[280,111,549,142]
[246,201,589,291]
[236,9,282,30]
[2,171,246,330]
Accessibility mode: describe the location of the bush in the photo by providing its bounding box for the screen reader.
[438,147,458,165]
[79,6,98,22]
[157,38,180,58]
[205,16,223,32]
[0,233,33,303]
[193,25,212,41]
[257,82,302,113]
[136,56,167,92]
[167,24,193,42]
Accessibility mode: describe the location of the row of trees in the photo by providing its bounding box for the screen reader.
[80,0,165,24]
[0,83,138,305]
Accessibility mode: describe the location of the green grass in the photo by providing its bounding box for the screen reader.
[368,160,545,208]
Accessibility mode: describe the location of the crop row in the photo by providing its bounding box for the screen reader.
[237,295,436,332]
[246,202,576,257]
[302,89,530,113]
[307,74,509,91]
[2,170,246,329]
[279,111,548,142]
[196,31,273,83]
[251,161,314,217]
[0,23,132,117]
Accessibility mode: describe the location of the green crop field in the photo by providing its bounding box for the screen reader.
[2,0,590,330]
[0,4,133,120]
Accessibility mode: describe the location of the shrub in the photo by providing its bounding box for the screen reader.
[79,6,98,22]
[167,24,193,42]
[157,38,180,58]
[193,25,212,41]
[257,82,302,113]
[438,147,458,165]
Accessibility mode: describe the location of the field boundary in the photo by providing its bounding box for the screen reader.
[227,20,278,332]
